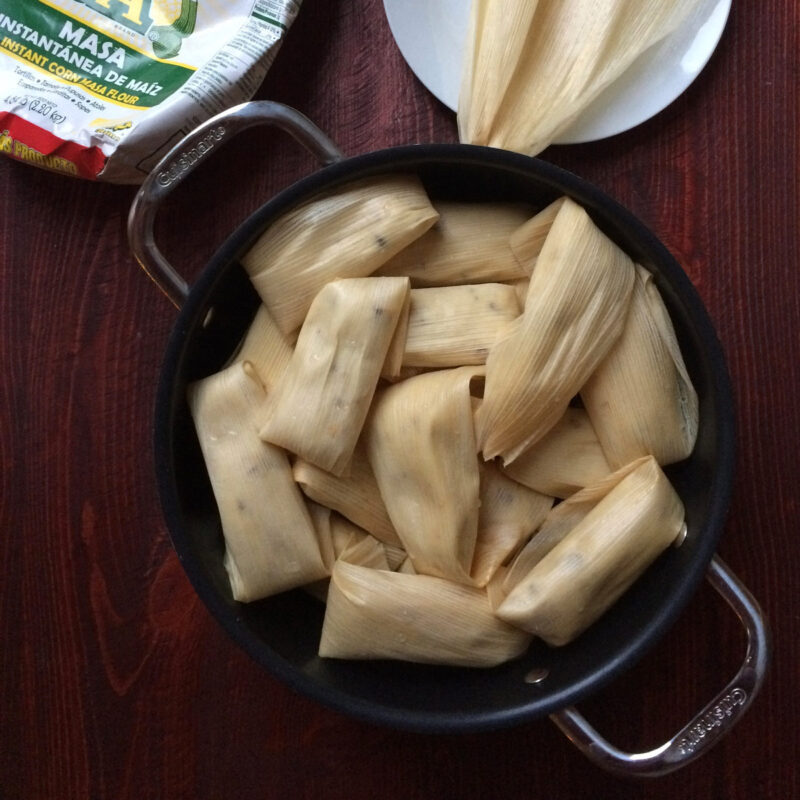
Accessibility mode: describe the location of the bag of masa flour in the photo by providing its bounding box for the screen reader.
[0,0,301,183]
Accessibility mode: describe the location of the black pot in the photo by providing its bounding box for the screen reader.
[128,101,768,776]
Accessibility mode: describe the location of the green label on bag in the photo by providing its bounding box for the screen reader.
[0,0,195,108]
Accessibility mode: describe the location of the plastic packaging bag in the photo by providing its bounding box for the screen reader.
[0,0,301,183]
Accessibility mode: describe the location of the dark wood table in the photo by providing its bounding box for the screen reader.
[2,1,797,797]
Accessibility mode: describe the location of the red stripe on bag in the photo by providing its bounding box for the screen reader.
[0,112,107,179]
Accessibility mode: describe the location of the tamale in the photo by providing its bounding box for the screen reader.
[259,277,410,476]
[471,460,553,587]
[232,303,293,391]
[476,197,635,463]
[497,456,684,645]
[376,201,533,286]
[501,406,611,498]
[320,562,531,667]
[402,284,520,368]
[582,264,699,468]
[498,457,648,601]
[292,440,403,548]
[187,362,327,602]
[241,175,438,335]
[458,0,701,156]
[365,366,484,583]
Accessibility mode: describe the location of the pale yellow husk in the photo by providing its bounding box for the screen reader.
[376,201,533,286]
[365,366,485,583]
[507,277,530,310]
[402,284,521,368]
[187,362,327,602]
[501,406,611,498]
[292,440,403,548]
[458,0,701,156]
[498,457,649,600]
[476,197,635,463]
[471,460,553,587]
[307,500,336,572]
[508,197,565,268]
[331,516,392,571]
[319,561,531,667]
[582,265,699,468]
[497,456,684,645]
[259,277,410,476]
[304,511,395,602]
[458,0,542,149]
[241,175,438,335]
[233,304,293,391]
[381,289,412,380]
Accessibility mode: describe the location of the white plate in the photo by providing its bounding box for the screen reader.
[383,0,731,144]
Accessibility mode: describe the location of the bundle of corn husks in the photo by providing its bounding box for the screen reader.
[458,0,701,156]
[188,175,699,667]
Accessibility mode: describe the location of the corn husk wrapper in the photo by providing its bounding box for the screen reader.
[458,0,700,156]
[471,460,553,587]
[383,542,409,572]
[397,556,417,575]
[582,265,699,468]
[260,277,410,476]
[365,366,484,583]
[320,562,531,667]
[241,176,438,335]
[376,201,533,286]
[509,198,565,268]
[403,284,520,368]
[476,198,635,463]
[497,456,684,645]
[507,277,530,310]
[498,457,648,600]
[304,511,394,602]
[187,362,327,602]
[292,440,403,548]
[501,407,611,498]
[307,500,336,571]
[458,0,542,152]
[331,516,392,571]
[381,289,412,380]
[232,304,293,391]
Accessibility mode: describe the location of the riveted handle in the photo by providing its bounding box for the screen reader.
[550,555,770,777]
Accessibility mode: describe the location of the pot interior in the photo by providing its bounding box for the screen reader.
[155,146,734,733]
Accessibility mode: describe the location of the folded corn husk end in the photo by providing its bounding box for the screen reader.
[582,264,699,468]
[319,562,531,667]
[476,197,636,463]
[188,362,328,604]
[365,366,485,583]
[241,175,438,336]
[259,277,410,476]
[500,406,612,498]
[497,456,684,645]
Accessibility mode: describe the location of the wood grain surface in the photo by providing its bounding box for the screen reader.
[1,1,798,797]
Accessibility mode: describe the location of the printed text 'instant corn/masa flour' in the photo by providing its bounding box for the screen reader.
[0,0,302,183]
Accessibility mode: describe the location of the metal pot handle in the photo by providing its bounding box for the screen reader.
[127,101,344,308]
[550,555,770,777]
